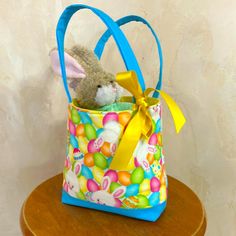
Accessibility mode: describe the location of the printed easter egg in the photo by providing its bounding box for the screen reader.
[103,112,119,125]
[76,124,85,137]
[150,177,161,192]
[70,134,78,148]
[134,157,141,167]
[96,128,104,136]
[157,132,162,146]
[84,124,97,141]
[144,169,154,179]
[139,179,151,196]
[107,157,113,166]
[149,192,160,207]
[155,119,161,133]
[104,170,118,182]
[81,165,93,179]
[147,153,154,165]
[118,171,131,186]
[92,166,104,184]
[79,111,92,124]
[148,133,158,145]
[101,142,112,157]
[73,148,83,161]
[93,152,108,169]
[76,190,86,200]
[78,176,88,193]
[90,115,103,128]
[84,153,94,167]
[87,179,99,192]
[71,107,80,124]
[118,112,132,127]
[125,184,139,197]
[87,139,100,153]
[69,120,76,135]
[137,194,149,208]
[154,146,161,161]
[68,107,72,120]
[159,185,167,202]
[110,182,121,193]
[122,196,139,209]
[78,136,88,153]
[131,167,144,184]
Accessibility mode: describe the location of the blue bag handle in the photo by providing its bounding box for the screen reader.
[94,15,163,98]
[56,4,145,103]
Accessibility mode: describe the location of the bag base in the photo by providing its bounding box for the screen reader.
[62,190,166,222]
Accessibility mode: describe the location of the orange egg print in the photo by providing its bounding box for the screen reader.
[76,124,85,137]
[118,171,131,186]
[157,132,162,146]
[147,153,154,165]
[118,112,132,127]
[84,153,94,167]
[100,142,112,157]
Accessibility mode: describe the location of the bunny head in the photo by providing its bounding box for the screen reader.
[88,176,125,207]
[50,45,123,109]
[64,161,81,197]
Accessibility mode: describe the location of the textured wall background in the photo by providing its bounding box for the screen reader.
[0,0,235,235]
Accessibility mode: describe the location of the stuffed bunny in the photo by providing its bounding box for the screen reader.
[87,176,126,207]
[50,45,123,109]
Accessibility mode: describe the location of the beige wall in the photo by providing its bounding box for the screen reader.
[0,0,235,235]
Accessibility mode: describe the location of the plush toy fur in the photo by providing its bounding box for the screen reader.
[50,45,123,109]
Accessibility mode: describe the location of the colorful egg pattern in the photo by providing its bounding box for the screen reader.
[63,104,167,209]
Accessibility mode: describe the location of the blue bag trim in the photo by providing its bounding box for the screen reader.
[62,190,167,222]
[56,4,145,103]
[94,15,163,98]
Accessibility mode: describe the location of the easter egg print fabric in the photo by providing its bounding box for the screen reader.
[63,102,167,209]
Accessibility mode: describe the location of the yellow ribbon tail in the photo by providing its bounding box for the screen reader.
[110,110,142,171]
[157,90,186,133]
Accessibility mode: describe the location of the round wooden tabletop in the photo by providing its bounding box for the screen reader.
[20,174,206,236]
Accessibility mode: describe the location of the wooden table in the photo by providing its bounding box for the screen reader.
[20,174,206,236]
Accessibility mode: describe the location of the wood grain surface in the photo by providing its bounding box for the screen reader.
[20,174,206,236]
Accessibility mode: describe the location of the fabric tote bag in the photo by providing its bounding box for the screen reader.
[55,4,186,222]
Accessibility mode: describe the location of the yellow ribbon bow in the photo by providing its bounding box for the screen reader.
[109,71,186,171]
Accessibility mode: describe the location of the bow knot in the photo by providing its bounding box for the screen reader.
[136,97,148,107]
[109,71,186,171]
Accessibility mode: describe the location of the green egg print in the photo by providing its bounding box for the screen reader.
[131,167,144,184]
[71,108,80,124]
[137,194,149,208]
[84,123,97,140]
[93,152,108,170]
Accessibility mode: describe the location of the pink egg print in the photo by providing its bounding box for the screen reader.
[150,177,161,192]
[103,112,119,126]
[148,133,158,145]
[69,120,76,136]
[88,139,100,153]
[104,170,118,182]
[87,179,99,192]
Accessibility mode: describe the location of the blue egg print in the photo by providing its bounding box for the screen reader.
[96,128,104,136]
[155,119,161,133]
[144,169,155,179]
[125,184,139,197]
[81,165,93,179]
[107,157,113,166]
[149,192,160,207]
[70,134,78,148]
[79,112,92,124]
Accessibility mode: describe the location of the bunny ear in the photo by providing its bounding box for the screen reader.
[50,49,86,79]
[101,176,111,191]
[112,186,126,198]
[73,162,81,176]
